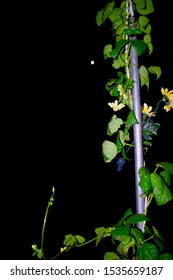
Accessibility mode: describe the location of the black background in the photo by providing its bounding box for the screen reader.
[1,0,173,260]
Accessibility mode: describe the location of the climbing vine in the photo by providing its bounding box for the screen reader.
[32,0,173,260]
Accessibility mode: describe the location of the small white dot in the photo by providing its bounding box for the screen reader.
[91,60,95,65]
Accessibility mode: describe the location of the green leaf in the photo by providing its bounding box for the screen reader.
[144,225,153,236]
[37,249,44,260]
[95,227,106,247]
[139,173,152,195]
[75,235,85,244]
[143,34,153,55]
[110,9,124,29]
[151,173,173,206]
[111,225,130,237]
[117,208,132,226]
[118,130,125,146]
[142,119,160,140]
[152,226,164,241]
[107,115,123,135]
[148,66,161,79]
[145,225,164,247]
[159,253,173,260]
[96,1,115,26]
[160,170,171,187]
[133,0,154,15]
[112,53,126,69]
[116,132,123,153]
[126,214,149,225]
[110,39,128,59]
[145,24,152,34]
[126,110,138,125]
[116,24,127,35]
[63,234,76,247]
[104,251,121,260]
[143,141,152,147]
[156,162,173,174]
[131,227,144,244]
[138,166,150,177]
[32,251,37,257]
[117,236,135,258]
[104,227,114,237]
[137,243,159,260]
[102,140,118,163]
[95,227,106,236]
[124,28,143,36]
[103,44,113,59]
[153,237,164,252]
[138,15,149,27]
[139,65,149,88]
[152,227,164,251]
[130,39,148,56]
[105,79,116,89]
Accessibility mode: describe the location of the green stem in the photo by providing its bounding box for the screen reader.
[125,0,131,79]
[146,99,164,123]
[50,234,110,260]
[125,143,134,147]
[143,233,156,243]
[143,193,153,216]
[41,187,55,259]
[41,205,49,252]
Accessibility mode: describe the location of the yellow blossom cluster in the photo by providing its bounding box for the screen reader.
[118,84,129,100]
[142,87,173,117]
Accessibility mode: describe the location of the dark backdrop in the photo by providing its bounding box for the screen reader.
[1,0,173,260]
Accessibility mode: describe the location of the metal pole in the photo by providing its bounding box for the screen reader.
[128,0,145,230]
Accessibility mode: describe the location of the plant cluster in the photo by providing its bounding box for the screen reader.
[32,0,173,260]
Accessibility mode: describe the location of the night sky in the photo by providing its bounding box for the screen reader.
[1,0,173,260]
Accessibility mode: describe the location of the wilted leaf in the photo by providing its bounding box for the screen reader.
[117,236,135,258]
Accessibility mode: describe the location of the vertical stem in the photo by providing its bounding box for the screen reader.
[128,0,145,231]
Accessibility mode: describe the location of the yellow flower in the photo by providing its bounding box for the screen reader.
[163,99,173,112]
[60,247,67,253]
[108,100,125,112]
[142,103,153,117]
[118,84,130,100]
[118,84,124,95]
[161,87,173,99]
[161,88,173,112]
